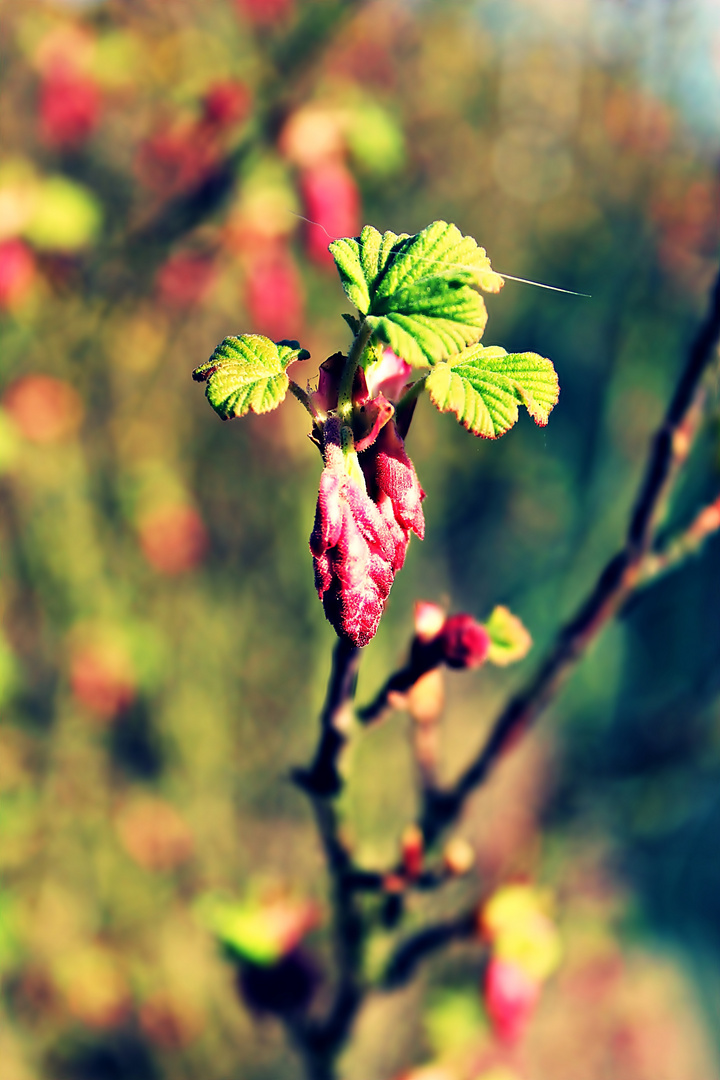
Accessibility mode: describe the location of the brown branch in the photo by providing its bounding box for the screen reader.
[357,638,442,725]
[289,638,366,1080]
[418,260,720,846]
[294,638,361,797]
[380,908,479,989]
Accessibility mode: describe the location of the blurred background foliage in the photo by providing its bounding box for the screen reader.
[1,0,720,1077]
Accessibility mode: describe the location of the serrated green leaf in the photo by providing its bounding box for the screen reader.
[329,221,504,367]
[426,344,559,438]
[484,605,533,666]
[192,335,309,420]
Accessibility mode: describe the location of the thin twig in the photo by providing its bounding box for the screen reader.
[290,639,366,1079]
[294,638,361,797]
[358,638,442,725]
[417,261,720,845]
[381,909,479,989]
[635,496,720,587]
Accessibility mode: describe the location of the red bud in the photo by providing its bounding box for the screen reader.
[400,824,424,880]
[440,614,490,669]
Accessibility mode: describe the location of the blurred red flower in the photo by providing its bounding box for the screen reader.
[138,504,209,575]
[156,252,217,308]
[245,244,304,339]
[135,126,216,198]
[0,239,36,311]
[116,797,195,872]
[39,67,101,149]
[235,0,295,26]
[70,641,136,720]
[484,956,539,1044]
[299,162,360,266]
[202,80,252,128]
[2,374,83,443]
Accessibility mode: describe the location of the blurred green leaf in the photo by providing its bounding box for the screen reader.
[193,335,310,420]
[92,30,143,88]
[426,345,559,438]
[202,893,318,967]
[484,605,533,666]
[0,635,19,707]
[24,176,102,251]
[344,103,405,176]
[330,221,504,367]
[424,987,487,1055]
[0,410,20,474]
[0,893,21,976]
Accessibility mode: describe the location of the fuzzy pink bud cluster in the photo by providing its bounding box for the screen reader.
[309,351,425,646]
[310,415,424,647]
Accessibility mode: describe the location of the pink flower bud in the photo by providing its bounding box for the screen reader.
[308,357,425,645]
[484,957,539,1044]
[39,67,101,149]
[440,614,490,669]
[372,421,425,541]
[310,419,396,646]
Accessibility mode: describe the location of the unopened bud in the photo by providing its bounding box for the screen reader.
[382,873,405,895]
[413,601,446,643]
[443,837,475,876]
[440,614,490,669]
[401,824,424,880]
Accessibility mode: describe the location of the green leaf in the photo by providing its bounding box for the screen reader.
[426,344,559,438]
[192,335,310,420]
[329,221,504,367]
[484,605,533,666]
